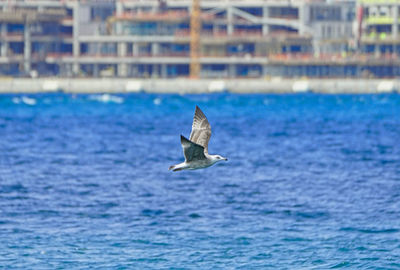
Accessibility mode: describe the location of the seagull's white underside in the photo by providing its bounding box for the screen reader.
[170,155,216,171]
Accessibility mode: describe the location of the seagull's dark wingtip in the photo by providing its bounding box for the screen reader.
[180,134,189,143]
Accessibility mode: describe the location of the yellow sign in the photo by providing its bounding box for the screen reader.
[360,0,400,3]
[365,16,394,24]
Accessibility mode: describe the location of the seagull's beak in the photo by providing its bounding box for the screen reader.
[224,158,228,161]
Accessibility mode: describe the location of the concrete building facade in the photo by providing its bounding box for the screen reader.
[2,0,399,78]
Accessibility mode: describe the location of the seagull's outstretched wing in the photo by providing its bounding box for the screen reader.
[189,106,211,154]
[181,135,206,162]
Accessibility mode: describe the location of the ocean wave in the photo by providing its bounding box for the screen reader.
[88,94,124,104]
[153,97,162,105]
[11,97,20,104]
[12,96,37,105]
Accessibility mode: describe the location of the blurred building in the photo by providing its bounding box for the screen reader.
[354,0,400,77]
[2,0,399,78]
[359,0,400,51]
[0,1,71,77]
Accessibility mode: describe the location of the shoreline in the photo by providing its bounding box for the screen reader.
[0,78,399,94]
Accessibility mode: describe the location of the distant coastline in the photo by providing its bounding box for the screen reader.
[0,78,399,94]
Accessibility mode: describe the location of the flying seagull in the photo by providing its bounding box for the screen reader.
[169,106,228,171]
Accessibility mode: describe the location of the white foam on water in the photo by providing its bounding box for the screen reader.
[153,98,162,105]
[21,96,37,105]
[88,94,124,104]
[12,97,21,104]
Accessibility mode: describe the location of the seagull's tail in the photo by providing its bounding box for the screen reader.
[169,165,183,172]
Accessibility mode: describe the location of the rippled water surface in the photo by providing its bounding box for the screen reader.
[0,93,400,269]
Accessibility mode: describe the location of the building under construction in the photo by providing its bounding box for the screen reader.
[1,0,399,78]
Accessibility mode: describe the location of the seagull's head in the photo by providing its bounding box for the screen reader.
[212,155,228,163]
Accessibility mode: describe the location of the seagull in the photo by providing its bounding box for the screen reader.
[169,106,228,171]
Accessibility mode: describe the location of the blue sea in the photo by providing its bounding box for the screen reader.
[0,93,399,269]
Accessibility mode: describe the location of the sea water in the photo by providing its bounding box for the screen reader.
[0,93,399,268]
